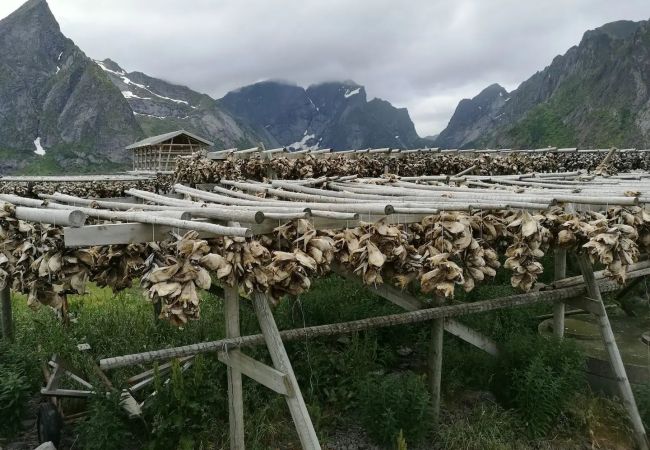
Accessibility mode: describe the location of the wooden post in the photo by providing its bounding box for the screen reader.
[553,248,567,338]
[576,255,648,450]
[252,291,321,450]
[428,297,444,424]
[1,284,11,341]
[224,285,245,449]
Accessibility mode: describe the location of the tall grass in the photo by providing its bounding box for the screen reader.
[0,270,631,448]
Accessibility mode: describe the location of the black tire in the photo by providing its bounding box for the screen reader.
[37,402,63,447]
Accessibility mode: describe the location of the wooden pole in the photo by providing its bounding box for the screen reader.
[224,285,245,450]
[101,272,644,370]
[428,297,444,424]
[252,292,321,450]
[576,255,648,450]
[1,284,12,341]
[553,248,567,338]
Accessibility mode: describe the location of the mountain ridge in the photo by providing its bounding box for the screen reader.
[0,0,143,173]
[0,0,427,173]
[434,18,650,149]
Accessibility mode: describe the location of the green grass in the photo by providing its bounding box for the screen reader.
[0,272,634,449]
[505,103,577,148]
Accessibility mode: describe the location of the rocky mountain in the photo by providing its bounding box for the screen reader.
[0,0,142,173]
[97,65,426,152]
[94,59,259,150]
[218,80,425,150]
[0,0,428,174]
[435,19,650,149]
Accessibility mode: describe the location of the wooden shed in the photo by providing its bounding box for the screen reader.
[127,130,213,172]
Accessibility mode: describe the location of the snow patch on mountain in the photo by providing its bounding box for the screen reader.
[134,112,167,120]
[95,61,192,106]
[288,131,320,150]
[33,137,45,156]
[122,91,151,100]
[344,87,361,98]
[94,59,125,76]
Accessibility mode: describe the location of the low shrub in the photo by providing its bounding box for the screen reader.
[493,335,585,437]
[76,391,133,450]
[144,356,227,450]
[357,371,432,446]
[0,363,31,437]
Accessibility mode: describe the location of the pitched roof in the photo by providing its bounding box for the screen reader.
[126,130,213,150]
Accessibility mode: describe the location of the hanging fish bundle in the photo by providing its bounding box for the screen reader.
[334,219,415,286]
[141,231,214,325]
[503,211,550,291]
[583,211,639,284]
[202,236,272,294]
[417,212,495,296]
[275,219,336,275]
[92,244,147,291]
[11,220,93,310]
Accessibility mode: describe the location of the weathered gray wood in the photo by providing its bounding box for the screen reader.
[333,264,499,355]
[47,362,94,390]
[443,319,498,356]
[63,223,216,247]
[43,357,63,393]
[55,204,253,237]
[218,350,290,396]
[0,284,11,341]
[429,297,444,424]
[127,356,194,384]
[101,274,637,370]
[564,296,603,316]
[40,388,94,398]
[224,285,245,450]
[14,206,87,227]
[252,292,321,450]
[553,248,567,338]
[576,255,648,450]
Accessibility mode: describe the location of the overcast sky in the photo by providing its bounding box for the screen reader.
[2,1,649,135]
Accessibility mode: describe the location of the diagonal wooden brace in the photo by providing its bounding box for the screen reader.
[576,255,648,450]
[252,291,321,450]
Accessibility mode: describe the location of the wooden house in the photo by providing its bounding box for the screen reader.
[127,130,213,172]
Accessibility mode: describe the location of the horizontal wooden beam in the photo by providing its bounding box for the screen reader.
[102,274,634,370]
[63,223,216,247]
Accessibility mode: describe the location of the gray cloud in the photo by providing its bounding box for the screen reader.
[1,0,648,135]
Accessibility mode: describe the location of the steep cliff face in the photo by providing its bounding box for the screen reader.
[219,80,425,150]
[434,84,510,148]
[0,0,428,174]
[0,0,143,172]
[95,59,259,149]
[436,19,650,149]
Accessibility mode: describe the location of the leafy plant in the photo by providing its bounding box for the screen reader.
[357,371,432,446]
[144,356,227,450]
[0,363,31,436]
[77,391,133,450]
[493,335,585,437]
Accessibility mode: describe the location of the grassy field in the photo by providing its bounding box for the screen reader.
[0,269,641,450]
